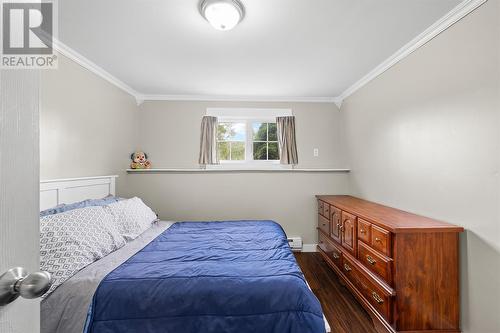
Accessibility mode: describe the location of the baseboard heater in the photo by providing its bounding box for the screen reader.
[287,237,303,251]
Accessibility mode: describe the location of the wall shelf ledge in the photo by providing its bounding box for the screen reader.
[126,168,350,173]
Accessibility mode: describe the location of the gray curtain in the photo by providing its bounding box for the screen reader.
[198,116,219,165]
[276,116,298,165]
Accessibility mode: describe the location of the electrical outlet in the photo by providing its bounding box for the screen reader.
[313,148,319,157]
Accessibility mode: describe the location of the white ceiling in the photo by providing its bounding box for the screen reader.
[58,0,462,99]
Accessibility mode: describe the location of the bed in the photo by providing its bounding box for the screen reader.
[40,176,329,333]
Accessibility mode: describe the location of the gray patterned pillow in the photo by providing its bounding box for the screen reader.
[106,197,158,241]
[40,206,126,297]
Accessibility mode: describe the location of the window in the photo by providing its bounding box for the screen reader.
[207,108,292,168]
[216,120,279,163]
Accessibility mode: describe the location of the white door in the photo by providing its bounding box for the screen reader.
[0,70,40,333]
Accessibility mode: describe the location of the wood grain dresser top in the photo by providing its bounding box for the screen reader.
[316,195,464,233]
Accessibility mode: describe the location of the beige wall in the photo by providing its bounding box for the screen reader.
[124,172,349,244]
[136,101,347,168]
[340,2,500,332]
[40,54,139,192]
[120,101,350,244]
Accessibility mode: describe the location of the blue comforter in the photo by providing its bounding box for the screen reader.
[84,220,325,333]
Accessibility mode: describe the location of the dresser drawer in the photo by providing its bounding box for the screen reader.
[318,215,330,235]
[318,232,332,254]
[318,232,343,268]
[330,241,343,269]
[371,224,391,256]
[343,256,393,322]
[357,241,393,285]
[341,255,358,287]
[356,269,393,322]
[358,218,371,244]
[323,203,330,219]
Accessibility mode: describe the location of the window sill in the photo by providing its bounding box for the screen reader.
[126,168,350,173]
[206,163,289,171]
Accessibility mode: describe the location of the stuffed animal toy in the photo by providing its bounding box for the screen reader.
[130,151,151,169]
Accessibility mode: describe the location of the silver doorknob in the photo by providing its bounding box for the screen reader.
[0,267,51,305]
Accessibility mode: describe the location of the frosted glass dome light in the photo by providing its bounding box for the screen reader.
[200,0,245,31]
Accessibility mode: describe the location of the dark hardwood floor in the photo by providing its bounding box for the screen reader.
[294,252,378,333]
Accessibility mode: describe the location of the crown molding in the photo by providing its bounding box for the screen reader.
[136,94,338,104]
[52,39,141,101]
[332,97,343,109]
[335,0,488,107]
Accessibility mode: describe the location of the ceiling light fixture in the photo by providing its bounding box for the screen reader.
[199,0,245,31]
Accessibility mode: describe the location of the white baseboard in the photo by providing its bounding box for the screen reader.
[301,244,318,252]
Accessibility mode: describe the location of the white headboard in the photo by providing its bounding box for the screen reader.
[40,175,118,211]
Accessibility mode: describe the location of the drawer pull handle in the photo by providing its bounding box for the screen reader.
[375,237,382,243]
[372,291,384,304]
[360,229,366,234]
[344,263,352,272]
[366,255,376,265]
[332,253,340,259]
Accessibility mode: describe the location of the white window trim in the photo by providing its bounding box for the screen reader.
[207,108,292,119]
[206,108,294,170]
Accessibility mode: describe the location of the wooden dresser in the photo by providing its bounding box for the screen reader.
[316,195,463,333]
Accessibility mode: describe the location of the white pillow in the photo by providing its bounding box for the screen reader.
[40,206,126,297]
[106,197,158,241]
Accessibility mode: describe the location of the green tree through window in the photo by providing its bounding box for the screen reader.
[252,122,279,161]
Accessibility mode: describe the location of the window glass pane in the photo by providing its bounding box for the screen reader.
[253,142,267,160]
[217,123,231,141]
[231,142,245,160]
[268,142,279,160]
[268,123,277,141]
[252,122,267,141]
[218,142,230,160]
[218,122,245,141]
